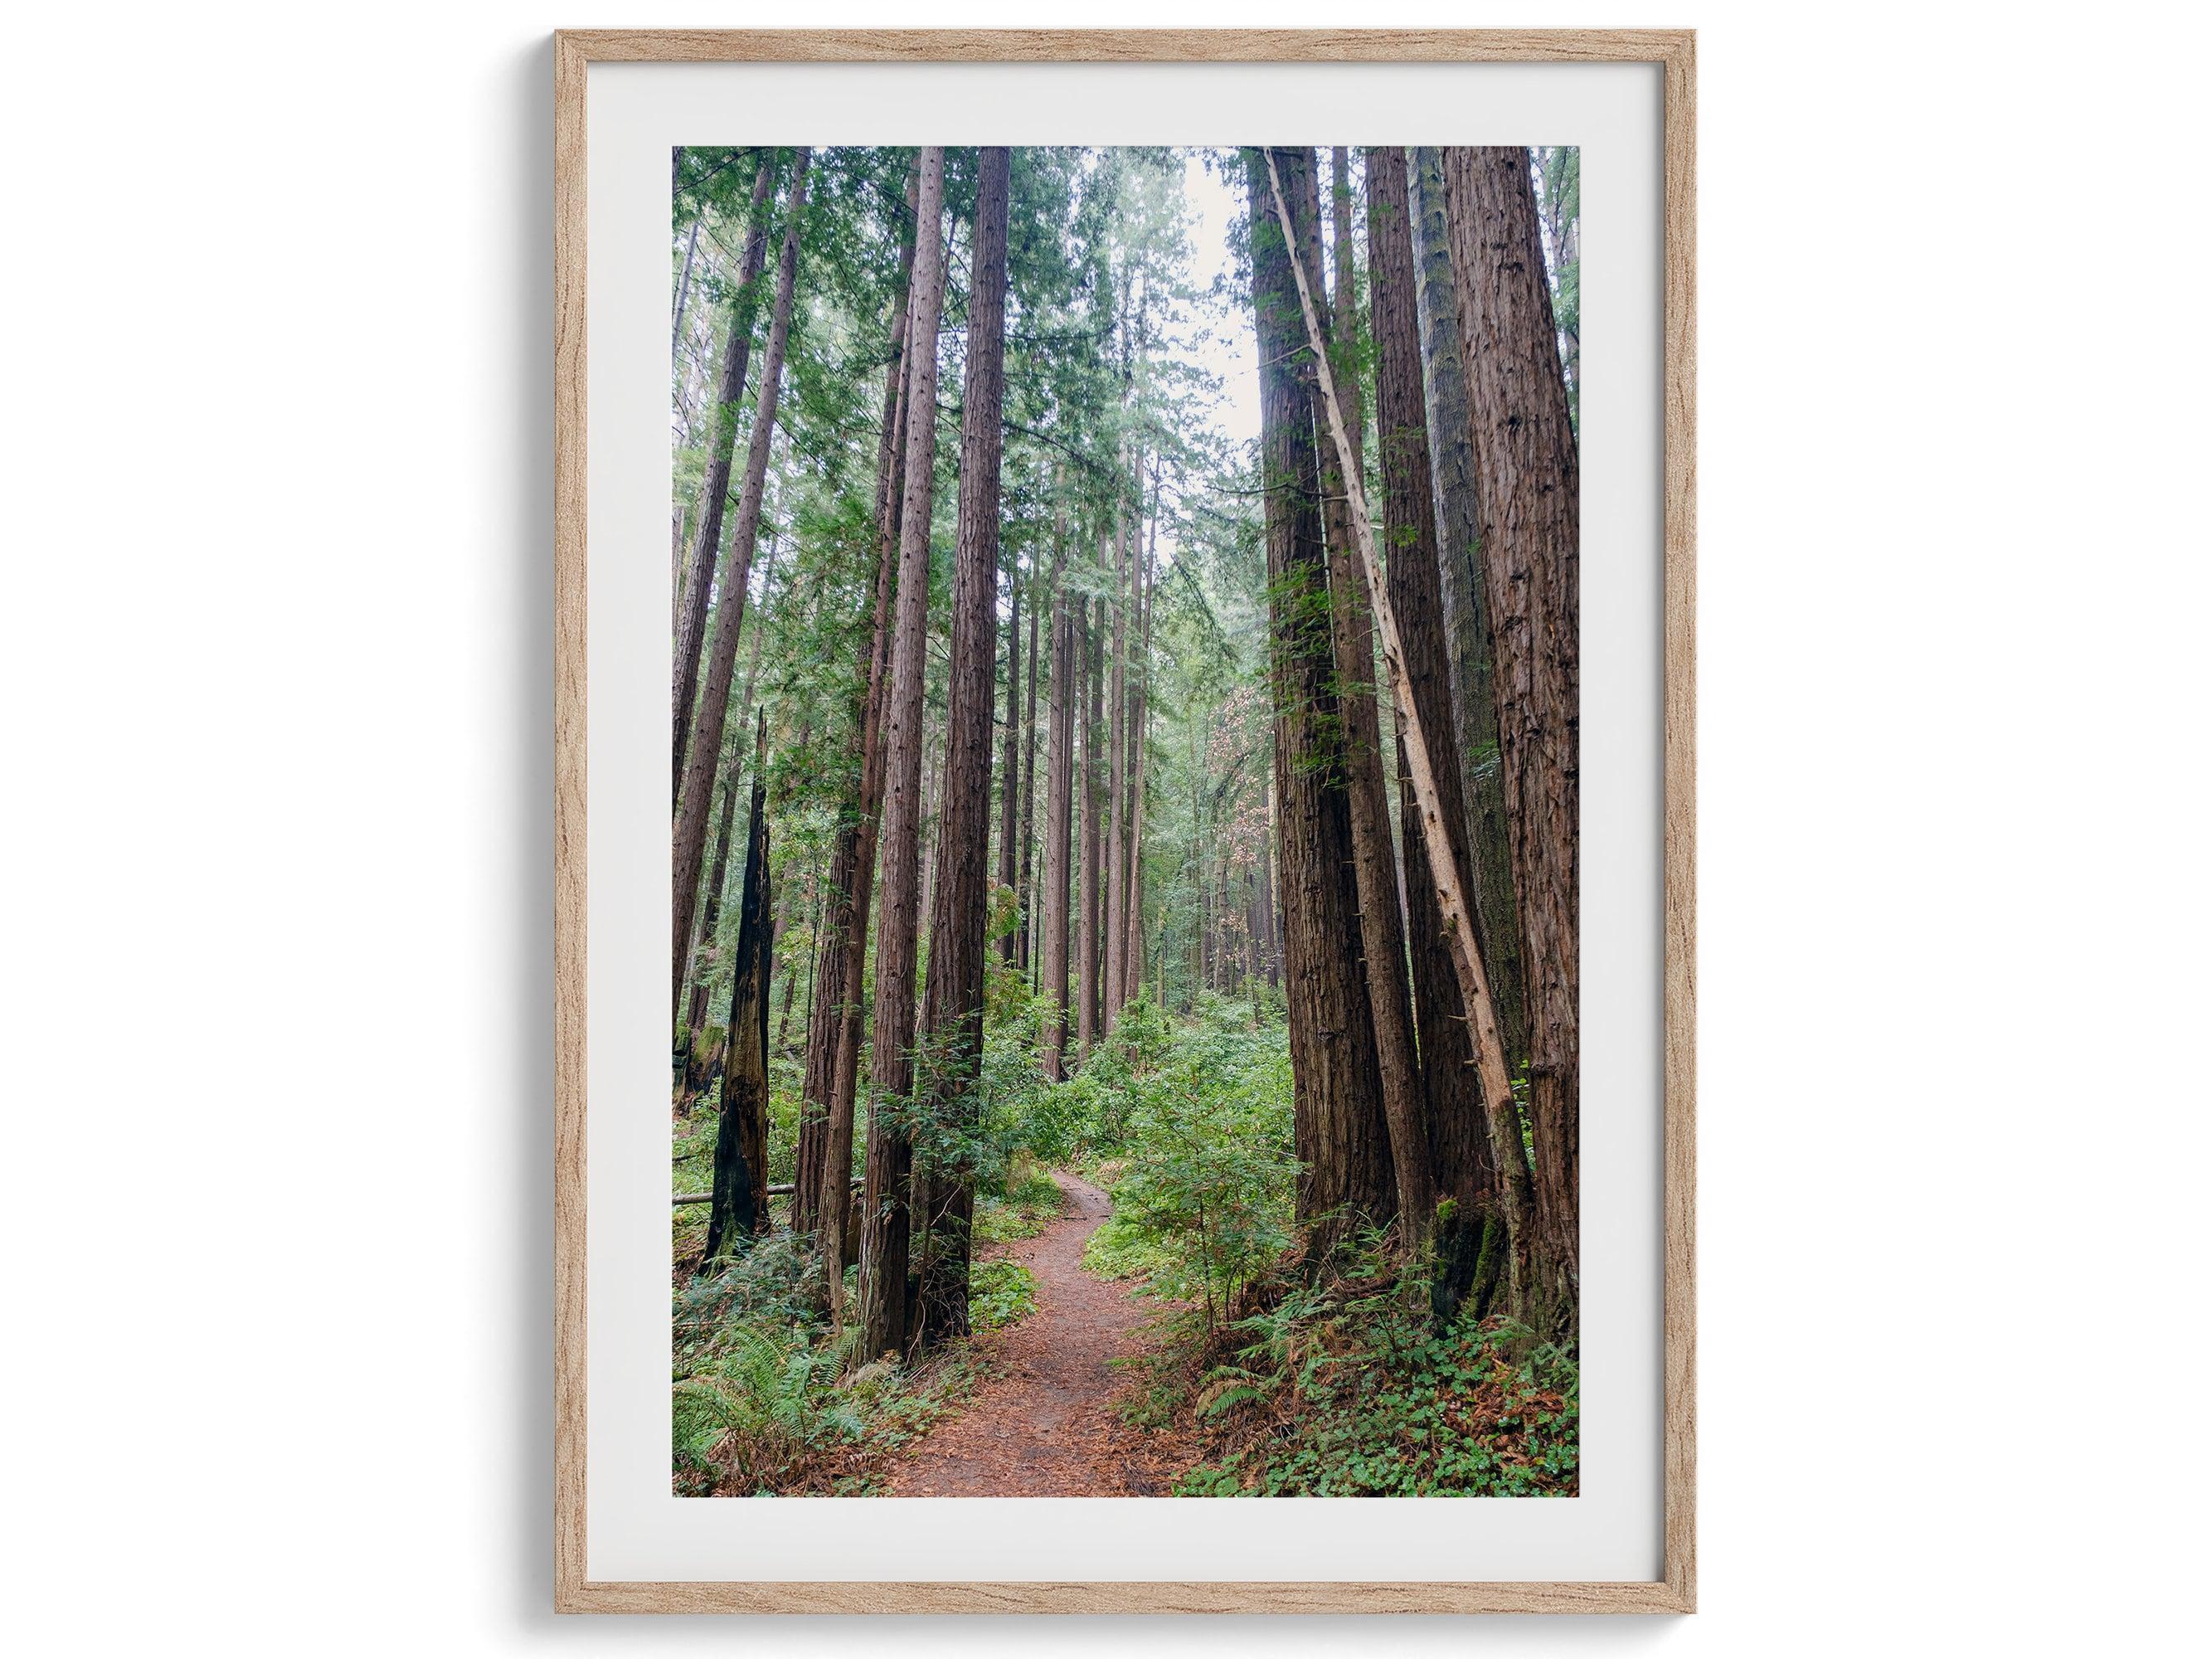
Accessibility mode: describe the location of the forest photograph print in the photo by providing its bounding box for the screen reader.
[668,144,1580,1499]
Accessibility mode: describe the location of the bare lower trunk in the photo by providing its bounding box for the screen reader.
[912,147,1009,1350]
[1407,146,1528,1068]
[1016,552,1043,973]
[805,159,920,1267]
[1265,148,1536,1307]
[1244,147,1392,1236]
[994,550,1023,964]
[1441,147,1582,1326]
[858,148,948,1361]
[1370,145,1512,1320]
[703,715,772,1262]
[1038,567,1075,1080]
[1076,592,1102,1059]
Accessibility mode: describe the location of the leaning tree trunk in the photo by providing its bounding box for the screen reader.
[1441,146,1582,1329]
[1242,146,1393,1235]
[1369,145,1515,1321]
[858,147,948,1362]
[1407,146,1529,1068]
[913,145,1009,1350]
[800,159,918,1258]
[672,150,809,1012]
[672,157,775,808]
[702,714,773,1262]
[1266,148,1536,1313]
[1308,145,1425,1242]
[1038,564,1076,1080]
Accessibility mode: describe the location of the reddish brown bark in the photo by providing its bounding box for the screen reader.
[1368,144,1512,1318]
[1442,146,1582,1322]
[1243,146,1393,1235]
[913,146,1009,1348]
[858,146,948,1360]
[672,150,809,1012]
[1038,561,1075,1080]
[672,158,775,806]
[798,159,920,1252]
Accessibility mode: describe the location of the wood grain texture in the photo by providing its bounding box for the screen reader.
[551,27,1695,1617]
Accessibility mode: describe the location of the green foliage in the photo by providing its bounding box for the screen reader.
[967,1259,1038,1331]
[1078,1022,1295,1329]
[1173,1286,1581,1498]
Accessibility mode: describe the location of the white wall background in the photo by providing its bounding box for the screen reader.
[2,2,2205,1653]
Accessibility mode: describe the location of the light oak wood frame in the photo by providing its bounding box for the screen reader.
[554,27,1695,1616]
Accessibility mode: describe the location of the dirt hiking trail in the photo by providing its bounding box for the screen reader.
[889,1170,1189,1496]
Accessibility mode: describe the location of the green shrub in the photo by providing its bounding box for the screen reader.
[967,1258,1038,1331]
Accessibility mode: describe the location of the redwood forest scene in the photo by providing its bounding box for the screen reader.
[668,144,1581,1497]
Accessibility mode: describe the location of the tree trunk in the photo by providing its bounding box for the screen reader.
[1104,490,1129,1029]
[1407,146,1528,1068]
[1441,146,1582,1325]
[1369,145,1513,1321]
[1243,147,1393,1236]
[857,147,948,1362]
[1264,148,1536,1310]
[1016,545,1043,972]
[672,150,809,1011]
[1076,589,1102,1060]
[1121,493,1151,1002]
[913,146,1009,1350]
[805,158,919,1266]
[672,217,700,356]
[1038,562,1076,1080]
[683,772,737,1046]
[703,714,772,1262]
[1307,145,1427,1242]
[994,546,1023,964]
[672,158,775,808]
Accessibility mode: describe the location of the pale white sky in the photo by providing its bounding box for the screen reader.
[1179,148,1261,460]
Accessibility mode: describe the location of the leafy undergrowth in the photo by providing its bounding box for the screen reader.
[1106,1256,1578,1497]
[672,1163,1058,1496]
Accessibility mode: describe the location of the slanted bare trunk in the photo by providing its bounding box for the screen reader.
[703,715,772,1262]
[1441,146,1582,1325]
[1407,146,1528,1067]
[858,148,948,1361]
[1243,147,1393,1235]
[913,146,1009,1349]
[672,151,809,1010]
[672,158,775,805]
[1265,148,1536,1306]
[1302,146,1427,1242]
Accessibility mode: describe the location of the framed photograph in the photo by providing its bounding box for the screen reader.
[555,28,1694,1614]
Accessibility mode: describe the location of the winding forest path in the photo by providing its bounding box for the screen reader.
[889,1171,1187,1496]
